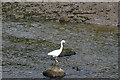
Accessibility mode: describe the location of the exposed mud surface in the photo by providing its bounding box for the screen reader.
[2,21,118,78]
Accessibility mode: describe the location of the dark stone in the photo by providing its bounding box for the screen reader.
[43,68,65,78]
[72,66,75,69]
[72,66,80,71]
[76,67,80,71]
[59,48,76,57]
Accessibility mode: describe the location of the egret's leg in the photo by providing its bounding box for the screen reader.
[55,57,58,65]
[55,57,58,62]
[55,56,57,60]
[55,59,58,63]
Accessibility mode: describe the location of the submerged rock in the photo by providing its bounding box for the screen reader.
[43,68,65,78]
[59,48,76,57]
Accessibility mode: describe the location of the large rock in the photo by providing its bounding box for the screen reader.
[43,68,65,78]
[59,48,76,57]
[59,16,70,23]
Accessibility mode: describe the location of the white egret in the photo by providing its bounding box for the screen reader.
[48,40,65,65]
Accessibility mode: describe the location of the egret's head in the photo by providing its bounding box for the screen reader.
[61,40,65,43]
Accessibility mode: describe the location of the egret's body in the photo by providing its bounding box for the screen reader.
[48,40,65,65]
[48,49,62,57]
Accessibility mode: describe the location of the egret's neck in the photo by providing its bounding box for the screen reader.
[60,42,63,51]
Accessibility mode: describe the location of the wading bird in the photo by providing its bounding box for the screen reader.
[48,40,65,65]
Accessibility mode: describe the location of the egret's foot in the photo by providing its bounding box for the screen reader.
[55,60,58,63]
[55,60,59,66]
[55,62,58,66]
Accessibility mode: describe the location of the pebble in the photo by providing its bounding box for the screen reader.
[72,66,80,71]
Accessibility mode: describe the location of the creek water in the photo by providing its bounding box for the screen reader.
[2,21,118,78]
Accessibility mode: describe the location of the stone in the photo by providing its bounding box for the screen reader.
[59,16,70,23]
[76,67,80,71]
[72,66,75,69]
[72,66,80,71]
[43,68,65,78]
[59,48,76,57]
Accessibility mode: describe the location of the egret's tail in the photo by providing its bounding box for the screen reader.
[48,52,52,55]
[48,53,50,55]
[48,52,56,57]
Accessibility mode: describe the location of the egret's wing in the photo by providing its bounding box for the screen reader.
[48,50,59,56]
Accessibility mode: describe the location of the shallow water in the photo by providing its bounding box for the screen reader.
[2,21,118,78]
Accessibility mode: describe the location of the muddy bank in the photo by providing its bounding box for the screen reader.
[2,2,118,26]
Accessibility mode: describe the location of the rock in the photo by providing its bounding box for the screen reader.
[72,66,80,71]
[59,16,70,23]
[59,48,76,57]
[43,68,65,78]
[106,8,111,12]
[76,67,80,71]
[72,66,75,69]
